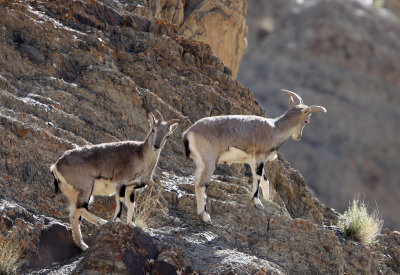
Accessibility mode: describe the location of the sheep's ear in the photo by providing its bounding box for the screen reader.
[154,110,163,121]
[289,96,295,108]
[148,113,156,127]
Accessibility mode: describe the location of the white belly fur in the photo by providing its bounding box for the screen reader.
[92,178,117,196]
[217,147,252,165]
[265,151,277,162]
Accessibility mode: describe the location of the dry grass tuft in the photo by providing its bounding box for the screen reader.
[134,182,164,229]
[338,199,383,246]
[0,230,28,275]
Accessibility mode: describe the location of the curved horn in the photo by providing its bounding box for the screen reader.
[309,105,327,113]
[154,110,164,121]
[281,89,303,105]
[168,119,180,125]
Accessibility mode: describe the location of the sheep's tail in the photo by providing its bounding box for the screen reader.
[50,164,60,194]
[183,137,190,160]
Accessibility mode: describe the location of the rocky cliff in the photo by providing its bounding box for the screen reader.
[238,0,400,229]
[129,0,248,78]
[0,0,399,274]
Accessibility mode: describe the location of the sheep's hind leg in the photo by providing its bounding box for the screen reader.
[188,133,216,224]
[59,181,89,250]
[259,168,270,201]
[70,206,88,251]
[194,162,215,224]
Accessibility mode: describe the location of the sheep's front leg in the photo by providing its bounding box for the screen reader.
[113,185,125,222]
[249,161,264,209]
[125,186,136,226]
[259,168,270,201]
[79,208,108,226]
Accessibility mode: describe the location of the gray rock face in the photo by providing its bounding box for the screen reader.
[238,0,400,229]
[0,0,399,274]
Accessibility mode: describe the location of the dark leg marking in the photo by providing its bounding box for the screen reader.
[256,162,264,176]
[130,192,135,203]
[253,180,260,198]
[77,202,89,210]
[134,182,146,189]
[204,185,207,212]
[119,185,126,198]
[184,138,190,159]
[116,201,123,219]
[52,173,59,194]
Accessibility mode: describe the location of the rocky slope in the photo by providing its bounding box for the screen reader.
[0,0,399,274]
[238,0,400,229]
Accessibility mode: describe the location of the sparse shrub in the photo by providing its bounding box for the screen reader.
[0,230,27,275]
[373,0,385,8]
[134,183,163,229]
[338,199,383,245]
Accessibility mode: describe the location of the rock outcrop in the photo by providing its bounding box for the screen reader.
[238,0,400,229]
[385,0,400,19]
[128,0,248,77]
[0,0,399,274]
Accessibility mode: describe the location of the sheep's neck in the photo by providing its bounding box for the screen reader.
[141,132,159,162]
[140,133,161,180]
[274,111,299,145]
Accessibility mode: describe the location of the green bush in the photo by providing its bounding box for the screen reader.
[338,199,383,246]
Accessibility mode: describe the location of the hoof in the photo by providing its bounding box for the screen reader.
[202,212,212,224]
[115,217,122,223]
[252,198,264,210]
[99,218,108,225]
[78,242,89,251]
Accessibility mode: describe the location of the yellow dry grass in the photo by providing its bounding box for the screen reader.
[0,230,27,275]
[134,182,163,229]
[338,199,383,246]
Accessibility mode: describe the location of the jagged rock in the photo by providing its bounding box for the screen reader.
[179,0,248,78]
[81,223,159,274]
[128,0,248,78]
[238,0,400,229]
[80,222,190,274]
[374,229,400,273]
[0,199,83,272]
[34,223,82,268]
